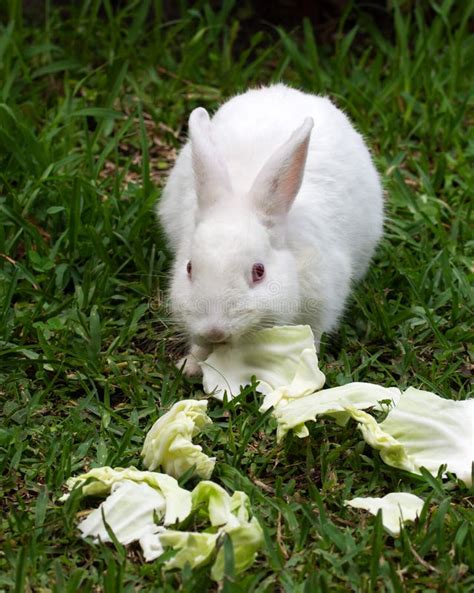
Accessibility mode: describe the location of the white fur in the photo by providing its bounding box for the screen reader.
[158,84,383,370]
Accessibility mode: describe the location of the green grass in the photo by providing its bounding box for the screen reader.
[1,0,473,591]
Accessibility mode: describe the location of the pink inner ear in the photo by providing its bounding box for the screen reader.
[248,117,313,222]
[277,142,309,199]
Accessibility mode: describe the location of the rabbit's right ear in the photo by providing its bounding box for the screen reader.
[188,108,232,211]
[248,117,313,226]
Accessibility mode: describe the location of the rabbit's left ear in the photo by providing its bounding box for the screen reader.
[189,107,232,211]
[249,117,313,224]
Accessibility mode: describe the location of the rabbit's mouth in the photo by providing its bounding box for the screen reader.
[194,328,231,347]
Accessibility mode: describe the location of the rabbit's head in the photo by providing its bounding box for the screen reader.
[170,107,314,347]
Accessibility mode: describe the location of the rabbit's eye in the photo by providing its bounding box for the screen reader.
[186,261,192,277]
[252,263,265,283]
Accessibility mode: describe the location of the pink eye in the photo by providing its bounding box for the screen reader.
[186,261,192,277]
[252,263,265,283]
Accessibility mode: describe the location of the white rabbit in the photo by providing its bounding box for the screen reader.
[158,84,383,375]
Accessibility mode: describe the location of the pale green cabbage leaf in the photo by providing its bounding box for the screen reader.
[200,325,325,400]
[267,382,400,442]
[78,480,167,550]
[141,399,215,479]
[68,473,263,578]
[345,492,425,536]
[157,530,220,569]
[204,324,473,486]
[61,466,192,524]
[200,326,400,443]
[157,480,264,581]
[211,517,264,581]
[352,388,474,486]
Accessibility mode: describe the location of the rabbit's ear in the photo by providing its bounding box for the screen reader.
[189,107,232,210]
[249,117,314,224]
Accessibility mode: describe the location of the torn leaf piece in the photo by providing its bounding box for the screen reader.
[348,408,418,474]
[192,481,264,580]
[78,480,166,546]
[266,382,400,442]
[192,481,237,527]
[200,325,325,400]
[158,481,264,581]
[142,399,215,479]
[261,348,329,410]
[345,492,424,536]
[62,466,192,524]
[191,481,256,530]
[139,529,165,562]
[355,388,474,486]
[210,516,264,581]
[158,531,220,571]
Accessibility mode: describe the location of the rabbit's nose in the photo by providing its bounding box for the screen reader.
[201,328,229,344]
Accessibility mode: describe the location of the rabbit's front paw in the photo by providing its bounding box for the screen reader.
[176,354,203,377]
[176,344,211,377]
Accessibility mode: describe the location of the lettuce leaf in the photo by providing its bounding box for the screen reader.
[73,475,264,578]
[211,516,264,580]
[347,408,420,473]
[191,480,237,526]
[267,382,400,442]
[141,399,215,479]
[353,388,474,485]
[203,324,473,486]
[139,529,165,562]
[345,492,424,536]
[157,480,264,580]
[62,466,192,524]
[200,325,325,400]
[78,480,166,546]
[192,481,264,579]
[157,531,219,569]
